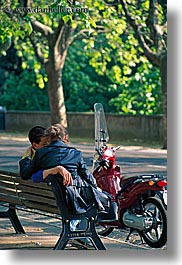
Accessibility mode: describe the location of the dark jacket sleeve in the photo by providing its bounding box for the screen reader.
[19,151,41,180]
[77,156,97,188]
[19,157,33,180]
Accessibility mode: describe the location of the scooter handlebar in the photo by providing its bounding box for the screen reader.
[95,148,102,157]
[114,145,121,151]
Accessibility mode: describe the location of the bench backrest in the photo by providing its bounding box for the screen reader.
[0,171,99,217]
[0,170,59,215]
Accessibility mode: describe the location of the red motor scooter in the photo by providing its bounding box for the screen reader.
[93,103,167,248]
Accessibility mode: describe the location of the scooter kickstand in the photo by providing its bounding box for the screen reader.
[125,228,145,245]
[125,228,134,242]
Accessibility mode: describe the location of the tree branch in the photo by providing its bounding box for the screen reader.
[31,20,53,38]
[118,0,159,66]
[58,23,74,56]
[71,28,89,43]
[29,34,46,65]
[146,0,164,50]
[54,19,65,51]
[146,0,156,39]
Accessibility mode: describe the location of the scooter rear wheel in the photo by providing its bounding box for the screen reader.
[141,197,167,248]
[96,224,114,237]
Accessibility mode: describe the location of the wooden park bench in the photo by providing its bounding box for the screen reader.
[0,170,106,250]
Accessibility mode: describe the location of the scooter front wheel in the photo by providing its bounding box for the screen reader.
[95,224,114,237]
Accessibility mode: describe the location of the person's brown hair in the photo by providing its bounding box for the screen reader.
[46,124,68,141]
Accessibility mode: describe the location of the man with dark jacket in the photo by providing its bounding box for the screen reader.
[19,124,111,247]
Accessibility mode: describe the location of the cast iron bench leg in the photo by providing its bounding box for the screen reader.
[54,218,106,250]
[89,217,106,250]
[54,220,71,250]
[0,204,25,234]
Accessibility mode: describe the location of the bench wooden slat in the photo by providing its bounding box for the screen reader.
[14,179,51,191]
[0,187,19,197]
[0,171,17,179]
[0,170,18,177]
[0,180,16,190]
[0,175,15,183]
[19,192,57,207]
[17,184,54,198]
[0,194,23,206]
[21,200,60,214]
[0,172,51,191]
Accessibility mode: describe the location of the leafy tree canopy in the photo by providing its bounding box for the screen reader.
[0,0,163,115]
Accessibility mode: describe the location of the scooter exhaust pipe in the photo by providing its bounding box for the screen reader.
[122,210,153,231]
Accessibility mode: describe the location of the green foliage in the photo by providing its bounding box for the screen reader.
[0,0,164,115]
[109,64,162,115]
[0,0,33,55]
[15,38,48,89]
[81,1,163,115]
[0,69,49,111]
[63,40,116,113]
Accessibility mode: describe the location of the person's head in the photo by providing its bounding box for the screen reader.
[46,123,69,143]
[28,126,49,150]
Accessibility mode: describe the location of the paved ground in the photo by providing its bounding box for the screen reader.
[0,133,167,250]
[0,204,151,251]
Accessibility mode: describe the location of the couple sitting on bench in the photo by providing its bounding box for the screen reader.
[19,124,111,247]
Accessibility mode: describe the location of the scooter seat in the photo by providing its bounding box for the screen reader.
[120,175,138,188]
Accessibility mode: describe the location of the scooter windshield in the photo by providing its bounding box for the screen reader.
[94,103,109,150]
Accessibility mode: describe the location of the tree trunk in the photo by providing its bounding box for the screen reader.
[46,61,67,127]
[160,52,167,149]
